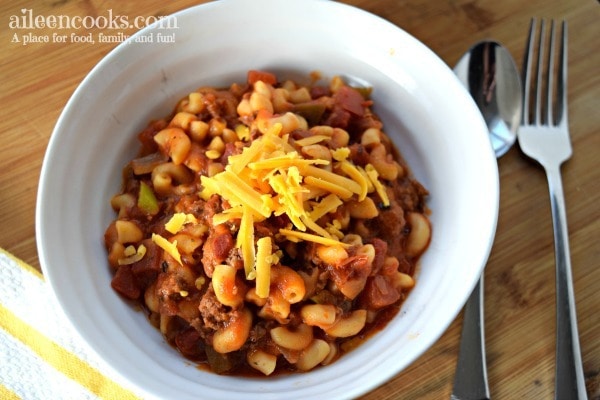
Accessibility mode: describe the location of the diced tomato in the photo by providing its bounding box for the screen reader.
[370,238,388,275]
[334,85,365,116]
[247,70,277,85]
[329,255,372,299]
[324,106,351,128]
[111,265,141,300]
[361,275,400,309]
[201,225,234,277]
[175,328,205,360]
[310,85,331,99]
[137,119,167,155]
[131,239,161,289]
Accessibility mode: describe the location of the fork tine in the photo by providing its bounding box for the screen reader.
[546,20,556,125]
[522,18,536,125]
[558,20,568,127]
[534,19,546,126]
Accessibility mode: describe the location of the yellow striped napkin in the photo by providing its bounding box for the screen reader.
[0,248,142,400]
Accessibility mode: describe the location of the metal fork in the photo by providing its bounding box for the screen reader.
[518,18,588,400]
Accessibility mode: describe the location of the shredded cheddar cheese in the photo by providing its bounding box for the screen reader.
[228,139,264,174]
[165,213,198,234]
[151,233,182,265]
[280,229,351,247]
[309,194,343,222]
[212,206,245,225]
[331,147,351,162]
[340,161,369,201]
[326,220,345,239]
[197,122,392,277]
[255,237,273,298]
[365,164,390,207]
[358,165,375,193]
[304,176,354,199]
[249,153,327,171]
[302,165,362,196]
[239,204,256,279]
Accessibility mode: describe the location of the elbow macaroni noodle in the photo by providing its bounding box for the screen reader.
[104,70,431,376]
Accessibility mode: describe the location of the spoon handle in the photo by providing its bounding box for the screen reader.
[451,277,491,400]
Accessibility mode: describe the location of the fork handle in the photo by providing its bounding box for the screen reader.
[546,166,588,400]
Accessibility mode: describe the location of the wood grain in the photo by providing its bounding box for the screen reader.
[1,1,598,399]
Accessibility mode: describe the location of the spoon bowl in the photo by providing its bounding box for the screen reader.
[454,41,522,156]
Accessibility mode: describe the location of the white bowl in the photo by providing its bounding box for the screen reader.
[36,1,499,399]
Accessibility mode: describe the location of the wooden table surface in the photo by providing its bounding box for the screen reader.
[1,0,598,399]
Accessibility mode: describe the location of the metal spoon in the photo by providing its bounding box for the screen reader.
[451,41,522,400]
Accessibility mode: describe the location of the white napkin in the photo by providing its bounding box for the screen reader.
[0,248,141,400]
